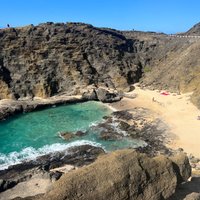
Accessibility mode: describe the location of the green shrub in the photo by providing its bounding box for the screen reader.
[143,66,151,73]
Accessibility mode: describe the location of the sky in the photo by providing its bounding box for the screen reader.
[0,0,200,33]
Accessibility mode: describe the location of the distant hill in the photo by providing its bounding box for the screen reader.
[185,22,200,35]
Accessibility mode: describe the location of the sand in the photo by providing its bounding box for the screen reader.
[109,85,200,158]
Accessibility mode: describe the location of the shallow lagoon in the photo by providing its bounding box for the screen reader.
[0,101,144,169]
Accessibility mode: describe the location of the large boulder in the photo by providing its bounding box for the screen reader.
[99,131,122,141]
[170,152,191,184]
[40,149,191,200]
[0,100,23,120]
[81,87,122,103]
[59,132,75,140]
[184,193,200,200]
[95,87,122,103]
[82,89,98,100]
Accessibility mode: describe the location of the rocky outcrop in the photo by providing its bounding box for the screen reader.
[99,130,122,141]
[59,131,87,140]
[0,86,123,121]
[184,193,200,200]
[87,108,173,156]
[0,95,85,120]
[95,87,122,102]
[39,150,191,200]
[1,22,200,108]
[82,87,122,102]
[0,145,105,193]
[82,88,98,100]
[0,23,146,100]
[82,87,122,103]
[59,132,75,140]
[75,131,86,137]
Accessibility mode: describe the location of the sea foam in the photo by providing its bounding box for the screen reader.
[0,140,102,170]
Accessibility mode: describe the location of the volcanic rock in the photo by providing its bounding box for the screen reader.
[1,22,200,108]
[0,145,105,193]
[118,120,131,131]
[82,89,98,100]
[113,110,133,120]
[183,193,200,200]
[99,131,122,141]
[95,87,122,103]
[59,132,75,140]
[75,131,86,137]
[40,150,191,200]
[0,23,144,100]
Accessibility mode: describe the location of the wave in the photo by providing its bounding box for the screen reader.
[0,140,102,170]
[89,120,104,128]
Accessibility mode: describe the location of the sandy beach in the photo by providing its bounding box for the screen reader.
[109,85,200,158]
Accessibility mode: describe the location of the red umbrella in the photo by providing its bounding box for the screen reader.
[161,91,169,96]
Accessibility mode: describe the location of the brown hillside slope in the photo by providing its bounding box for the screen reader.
[186,22,200,35]
[139,37,200,108]
[123,27,200,109]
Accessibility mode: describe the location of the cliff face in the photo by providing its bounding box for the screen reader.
[0,22,200,108]
[0,22,153,99]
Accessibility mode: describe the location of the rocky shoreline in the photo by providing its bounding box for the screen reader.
[0,89,200,199]
[0,21,200,199]
[0,145,104,194]
[0,86,122,121]
[0,95,84,121]
[7,150,192,200]
[0,148,101,196]
[0,106,177,199]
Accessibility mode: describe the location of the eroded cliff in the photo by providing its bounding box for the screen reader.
[0,22,150,99]
[0,22,200,108]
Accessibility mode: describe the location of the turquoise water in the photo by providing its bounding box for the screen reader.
[0,101,145,169]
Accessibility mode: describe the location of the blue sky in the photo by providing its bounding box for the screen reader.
[0,0,199,33]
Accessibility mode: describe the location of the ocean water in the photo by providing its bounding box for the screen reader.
[0,101,145,169]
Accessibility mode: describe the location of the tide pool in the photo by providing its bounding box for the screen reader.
[0,101,145,169]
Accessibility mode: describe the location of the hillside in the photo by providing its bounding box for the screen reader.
[123,27,200,108]
[0,22,200,108]
[186,22,200,35]
[137,35,200,108]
